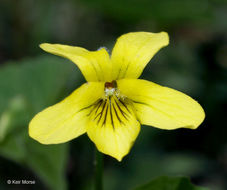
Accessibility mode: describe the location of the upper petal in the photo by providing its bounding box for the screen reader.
[86,96,140,161]
[117,79,205,130]
[29,82,104,144]
[40,43,111,82]
[111,32,169,80]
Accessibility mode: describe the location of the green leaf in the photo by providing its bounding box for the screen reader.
[134,176,209,190]
[0,55,82,190]
[0,96,28,142]
[26,140,69,190]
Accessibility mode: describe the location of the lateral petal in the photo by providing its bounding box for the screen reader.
[117,79,205,130]
[29,82,104,144]
[111,32,169,80]
[86,96,140,161]
[40,43,111,82]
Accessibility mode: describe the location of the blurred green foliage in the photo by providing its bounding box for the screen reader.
[0,56,82,189]
[0,0,227,190]
[134,176,209,190]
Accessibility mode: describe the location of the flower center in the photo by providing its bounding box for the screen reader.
[87,80,133,129]
[104,80,117,97]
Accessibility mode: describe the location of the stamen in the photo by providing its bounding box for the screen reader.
[104,80,117,89]
[104,80,117,97]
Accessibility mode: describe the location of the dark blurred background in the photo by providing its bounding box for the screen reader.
[0,0,227,190]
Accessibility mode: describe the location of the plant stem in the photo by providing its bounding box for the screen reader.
[94,149,103,190]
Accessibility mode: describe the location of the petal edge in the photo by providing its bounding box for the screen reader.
[29,82,104,144]
[40,43,111,82]
[111,32,169,80]
[117,79,205,130]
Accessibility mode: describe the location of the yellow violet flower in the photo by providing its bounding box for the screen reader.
[29,32,205,161]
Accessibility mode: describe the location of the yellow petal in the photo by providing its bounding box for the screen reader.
[40,43,111,82]
[117,79,205,130]
[29,82,104,144]
[86,96,140,161]
[111,32,169,80]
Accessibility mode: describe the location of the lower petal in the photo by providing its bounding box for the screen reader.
[29,82,104,144]
[86,96,140,161]
[117,79,205,130]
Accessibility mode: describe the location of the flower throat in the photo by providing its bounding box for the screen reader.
[104,80,118,97]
